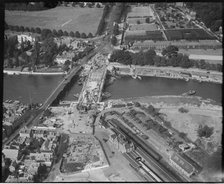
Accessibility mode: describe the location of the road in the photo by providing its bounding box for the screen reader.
[151,5,168,41]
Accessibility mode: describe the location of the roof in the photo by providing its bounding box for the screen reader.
[110,134,117,140]
[170,153,194,174]
[2,149,18,160]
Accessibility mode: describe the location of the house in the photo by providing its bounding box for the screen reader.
[2,148,19,161]
[29,152,53,167]
[55,51,75,65]
[20,127,31,138]
[17,33,36,43]
[170,153,195,177]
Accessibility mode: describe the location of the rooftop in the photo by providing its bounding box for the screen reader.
[170,153,194,175]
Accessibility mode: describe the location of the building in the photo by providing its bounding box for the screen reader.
[32,126,57,138]
[170,153,195,177]
[29,152,53,167]
[55,51,75,65]
[2,149,19,161]
[17,33,36,43]
[20,127,31,138]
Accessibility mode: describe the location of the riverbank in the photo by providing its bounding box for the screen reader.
[107,63,222,84]
[111,95,221,107]
[4,69,66,75]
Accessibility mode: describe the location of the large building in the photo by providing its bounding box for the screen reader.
[170,153,195,177]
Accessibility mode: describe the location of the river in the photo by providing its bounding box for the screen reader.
[3,74,222,104]
[104,76,222,104]
[3,74,81,104]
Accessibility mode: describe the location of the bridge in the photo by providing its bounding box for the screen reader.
[78,53,108,109]
[3,39,109,146]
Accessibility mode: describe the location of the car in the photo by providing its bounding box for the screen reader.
[136,156,142,161]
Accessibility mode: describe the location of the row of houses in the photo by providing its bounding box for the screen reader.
[3,126,59,182]
[131,39,222,50]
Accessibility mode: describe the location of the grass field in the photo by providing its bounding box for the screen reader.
[5,6,104,35]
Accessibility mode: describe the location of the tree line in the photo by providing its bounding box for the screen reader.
[5,23,94,40]
[5,2,59,11]
[109,46,222,72]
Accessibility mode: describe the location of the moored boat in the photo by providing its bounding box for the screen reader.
[182,90,196,96]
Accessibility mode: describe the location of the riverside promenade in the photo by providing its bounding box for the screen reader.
[107,63,222,84]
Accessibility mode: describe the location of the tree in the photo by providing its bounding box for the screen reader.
[96,3,101,8]
[41,29,52,40]
[81,32,87,38]
[143,49,156,65]
[137,20,141,24]
[198,59,206,69]
[63,31,68,36]
[19,26,25,32]
[15,25,20,32]
[162,45,179,58]
[30,27,35,33]
[87,33,93,38]
[145,17,150,23]
[153,55,161,66]
[197,125,214,138]
[111,36,117,46]
[75,31,80,38]
[57,29,63,37]
[52,29,58,37]
[113,23,119,35]
[180,55,192,68]
[42,36,58,66]
[109,49,132,65]
[25,27,30,32]
[35,27,41,34]
[69,31,75,37]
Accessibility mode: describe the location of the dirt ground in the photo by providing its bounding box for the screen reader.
[5,6,103,34]
[159,106,222,147]
[49,106,92,134]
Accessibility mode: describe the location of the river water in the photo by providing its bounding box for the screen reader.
[104,76,222,104]
[3,75,222,104]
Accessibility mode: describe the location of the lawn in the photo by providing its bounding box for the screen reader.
[5,6,104,35]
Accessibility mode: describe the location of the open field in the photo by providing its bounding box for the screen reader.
[128,6,154,18]
[5,6,103,34]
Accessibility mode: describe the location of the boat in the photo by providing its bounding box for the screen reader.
[132,74,137,79]
[137,76,142,80]
[102,92,112,99]
[182,90,196,96]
